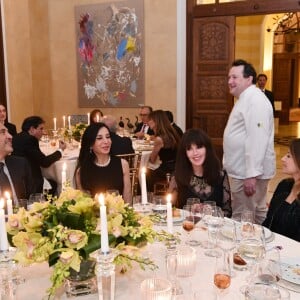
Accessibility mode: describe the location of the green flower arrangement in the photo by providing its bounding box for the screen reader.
[6,188,167,296]
[64,123,87,142]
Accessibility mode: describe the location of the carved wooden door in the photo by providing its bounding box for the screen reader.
[188,16,235,159]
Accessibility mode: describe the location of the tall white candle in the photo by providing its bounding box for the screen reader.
[68,116,71,130]
[63,115,66,128]
[53,117,57,131]
[141,167,148,204]
[0,198,9,251]
[87,113,90,125]
[99,194,109,253]
[4,191,13,216]
[62,163,67,190]
[166,194,173,234]
[96,114,100,122]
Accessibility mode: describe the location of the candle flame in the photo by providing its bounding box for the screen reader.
[4,191,10,199]
[166,193,172,203]
[0,198,4,209]
[98,193,105,206]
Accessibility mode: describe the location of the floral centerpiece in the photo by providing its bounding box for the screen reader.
[64,123,87,142]
[6,188,166,296]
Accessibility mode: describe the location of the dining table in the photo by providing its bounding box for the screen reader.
[15,216,300,300]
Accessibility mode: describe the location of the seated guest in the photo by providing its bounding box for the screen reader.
[146,110,180,191]
[0,122,33,201]
[101,115,135,156]
[75,123,131,203]
[170,128,232,217]
[134,106,154,139]
[165,110,183,137]
[0,104,17,136]
[89,109,103,124]
[263,138,300,242]
[12,116,66,195]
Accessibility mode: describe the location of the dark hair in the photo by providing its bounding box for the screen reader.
[21,116,45,132]
[90,109,103,124]
[232,59,257,84]
[257,73,268,81]
[77,122,110,169]
[175,128,221,187]
[165,110,173,123]
[141,106,153,113]
[290,138,300,170]
[148,110,180,148]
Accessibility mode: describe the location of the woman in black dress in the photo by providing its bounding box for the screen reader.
[171,128,232,217]
[75,122,131,202]
[263,138,300,241]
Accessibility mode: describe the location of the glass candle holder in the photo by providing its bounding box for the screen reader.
[140,277,172,300]
[176,245,197,277]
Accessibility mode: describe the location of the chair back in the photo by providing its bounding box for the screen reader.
[116,152,142,204]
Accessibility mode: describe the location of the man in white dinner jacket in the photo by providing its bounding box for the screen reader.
[223,59,275,224]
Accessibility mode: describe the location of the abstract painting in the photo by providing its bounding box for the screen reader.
[75,0,144,108]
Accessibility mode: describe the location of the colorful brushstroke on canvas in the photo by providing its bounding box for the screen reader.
[75,0,144,108]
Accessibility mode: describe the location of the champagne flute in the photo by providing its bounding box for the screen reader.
[213,253,231,296]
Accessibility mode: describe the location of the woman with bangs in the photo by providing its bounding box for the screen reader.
[146,110,181,192]
[262,139,300,241]
[171,128,232,217]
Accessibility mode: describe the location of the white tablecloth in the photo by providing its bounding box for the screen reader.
[16,224,300,299]
[40,143,79,194]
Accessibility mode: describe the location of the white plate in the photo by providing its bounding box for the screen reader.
[280,257,300,285]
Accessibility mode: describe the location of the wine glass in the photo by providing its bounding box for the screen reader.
[213,253,231,296]
[240,210,255,238]
[166,248,183,296]
[204,206,224,257]
[182,205,200,246]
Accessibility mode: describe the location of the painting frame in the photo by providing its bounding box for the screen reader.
[75,0,144,108]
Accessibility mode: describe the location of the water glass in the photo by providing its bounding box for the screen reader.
[27,193,46,210]
[176,245,197,277]
[245,283,282,300]
[241,210,255,237]
[140,277,172,299]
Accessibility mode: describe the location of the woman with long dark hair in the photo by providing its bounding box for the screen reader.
[263,138,300,241]
[75,122,131,202]
[172,128,231,217]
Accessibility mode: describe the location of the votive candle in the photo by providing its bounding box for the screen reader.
[99,194,109,253]
[141,167,148,204]
[53,117,57,131]
[0,198,9,251]
[4,191,13,216]
[61,163,67,190]
[166,194,173,234]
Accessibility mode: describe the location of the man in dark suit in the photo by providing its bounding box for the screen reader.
[257,74,275,116]
[0,104,17,136]
[12,116,66,195]
[133,106,154,139]
[102,115,135,155]
[165,110,183,137]
[0,122,33,201]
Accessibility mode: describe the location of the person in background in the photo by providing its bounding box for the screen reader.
[101,114,134,156]
[263,139,300,242]
[0,122,33,201]
[257,73,275,116]
[89,109,103,124]
[0,104,17,136]
[12,116,66,195]
[134,106,154,139]
[171,128,231,217]
[75,122,131,202]
[146,109,180,192]
[165,110,183,137]
[223,59,275,224]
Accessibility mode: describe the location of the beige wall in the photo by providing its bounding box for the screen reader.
[3,0,177,131]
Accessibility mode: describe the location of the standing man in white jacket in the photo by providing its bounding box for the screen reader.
[223,59,275,224]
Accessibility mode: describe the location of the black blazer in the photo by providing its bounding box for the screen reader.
[12,131,62,193]
[4,121,17,136]
[110,132,135,156]
[264,89,275,116]
[5,155,34,199]
[134,122,154,135]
